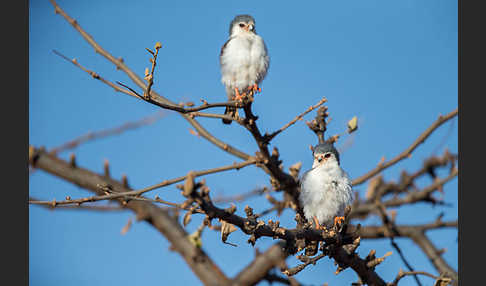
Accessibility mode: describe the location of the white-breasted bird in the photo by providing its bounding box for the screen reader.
[219,14,270,124]
[299,143,354,229]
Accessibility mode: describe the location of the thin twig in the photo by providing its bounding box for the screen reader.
[383,169,457,207]
[143,43,161,99]
[30,198,126,211]
[283,253,326,276]
[52,50,141,99]
[50,0,251,160]
[355,220,458,239]
[264,97,327,142]
[375,203,423,286]
[49,111,165,155]
[187,111,240,123]
[352,108,458,186]
[389,270,443,286]
[30,143,231,285]
[350,169,458,218]
[29,156,258,207]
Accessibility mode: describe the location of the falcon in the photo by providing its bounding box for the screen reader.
[219,14,270,124]
[299,143,354,229]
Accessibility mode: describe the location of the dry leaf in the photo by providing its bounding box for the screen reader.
[183,211,192,227]
[347,116,358,133]
[154,41,162,49]
[182,171,196,197]
[220,220,237,244]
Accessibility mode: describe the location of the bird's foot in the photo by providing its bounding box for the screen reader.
[333,216,345,228]
[234,87,245,102]
[250,83,262,94]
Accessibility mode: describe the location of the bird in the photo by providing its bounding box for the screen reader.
[299,142,354,230]
[219,14,270,124]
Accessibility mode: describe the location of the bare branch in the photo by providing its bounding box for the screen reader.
[30,198,126,212]
[232,241,288,286]
[375,202,423,286]
[409,232,457,285]
[50,0,251,161]
[52,50,141,99]
[49,110,165,155]
[30,150,258,205]
[143,43,161,99]
[43,3,458,285]
[29,144,230,285]
[350,168,458,219]
[355,221,457,239]
[264,97,327,142]
[187,111,241,123]
[306,105,331,144]
[388,270,445,286]
[352,108,458,186]
[282,253,326,276]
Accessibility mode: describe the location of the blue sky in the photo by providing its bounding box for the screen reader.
[29,0,457,285]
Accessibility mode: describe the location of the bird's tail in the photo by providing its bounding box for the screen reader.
[222,106,236,125]
[222,86,238,125]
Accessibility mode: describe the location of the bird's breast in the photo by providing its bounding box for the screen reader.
[220,35,268,90]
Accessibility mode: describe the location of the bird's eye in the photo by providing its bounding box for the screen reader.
[239,23,245,28]
[324,153,331,158]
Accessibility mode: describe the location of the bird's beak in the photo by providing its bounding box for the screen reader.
[248,24,254,31]
[243,25,250,32]
[315,155,327,164]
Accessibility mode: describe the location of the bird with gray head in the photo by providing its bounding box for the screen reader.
[299,142,354,229]
[220,14,270,124]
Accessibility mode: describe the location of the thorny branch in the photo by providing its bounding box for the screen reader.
[33,1,459,285]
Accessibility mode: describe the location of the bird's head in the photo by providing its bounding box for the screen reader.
[229,15,256,36]
[312,142,340,168]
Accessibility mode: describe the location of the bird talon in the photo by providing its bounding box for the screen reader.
[250,84,262,94]
[333,216,345,227]
[234,87,245,102]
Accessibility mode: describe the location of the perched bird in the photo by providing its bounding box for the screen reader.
[299,143,354,229]
[219,14,270,124]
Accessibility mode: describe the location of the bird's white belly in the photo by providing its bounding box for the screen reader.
[300,166,353,226]
[221,36,267,91]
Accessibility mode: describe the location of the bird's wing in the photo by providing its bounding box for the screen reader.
[219,36,234,60]
[299,168,313,188]
[220,37,235,101]
[255,38,270,84]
